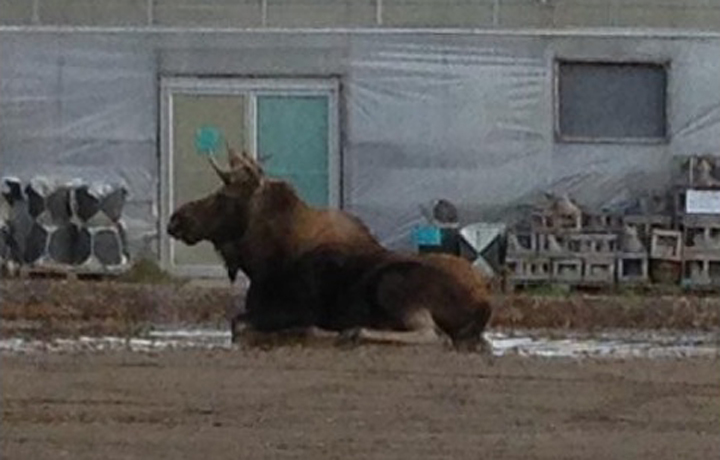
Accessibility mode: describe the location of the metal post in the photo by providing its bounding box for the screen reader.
[492,0,500,27]
[146,0,154,26]
[261,0,268,27]
[376,0,383,26]
[32,0,40,24]
[610,0,620,27]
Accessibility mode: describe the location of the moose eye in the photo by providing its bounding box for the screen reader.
[215,192,235,209]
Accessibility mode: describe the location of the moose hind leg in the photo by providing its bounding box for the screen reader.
[348,327,445,346]
[340,309,448,347]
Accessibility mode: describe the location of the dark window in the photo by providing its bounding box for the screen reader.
[556,61,668,142]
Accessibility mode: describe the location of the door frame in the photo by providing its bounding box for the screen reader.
[159,76,340,277]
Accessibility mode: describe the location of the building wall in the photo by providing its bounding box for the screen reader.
[1,0,720,30]
[1,30,719,258]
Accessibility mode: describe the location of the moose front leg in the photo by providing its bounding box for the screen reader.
[232,323,340,348]
[230,311,250,344]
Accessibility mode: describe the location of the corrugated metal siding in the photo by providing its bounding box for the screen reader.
[1,0,720,30]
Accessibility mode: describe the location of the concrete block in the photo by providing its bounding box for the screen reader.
[536,232,572,256]
[584,212,623,232]
[551,258,583,283]
[531,211,582,233]
[649,259,682,285]
[623,214,672,247]
[507,231,536,255]
[583,255,616,284]
[506,255,551,282]
[617,253,649,283]
[650,229,682,261]
[568,234,617,254]
[684,258,720,286]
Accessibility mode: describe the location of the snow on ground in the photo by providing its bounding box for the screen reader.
[1,328,718,359]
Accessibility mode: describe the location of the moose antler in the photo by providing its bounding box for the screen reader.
[208,156,231,185]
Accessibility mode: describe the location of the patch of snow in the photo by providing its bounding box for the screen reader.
[488,330,720,359]
[0,328,718,359]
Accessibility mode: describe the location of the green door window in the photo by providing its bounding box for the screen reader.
[257,95,330,206]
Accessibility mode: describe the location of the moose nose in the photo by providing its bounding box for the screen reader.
[167,214,183,237]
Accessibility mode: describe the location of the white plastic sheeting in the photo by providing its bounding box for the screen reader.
[1,29,720,256]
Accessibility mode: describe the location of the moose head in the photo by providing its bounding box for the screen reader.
[167,145,266,246]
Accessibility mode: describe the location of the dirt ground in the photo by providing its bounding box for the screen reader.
[2,279,719,459]
[2,349,718,460]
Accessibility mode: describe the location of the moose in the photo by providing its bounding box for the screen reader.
[167,146,493,351]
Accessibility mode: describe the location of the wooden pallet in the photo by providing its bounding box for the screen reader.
[12,265,123,281]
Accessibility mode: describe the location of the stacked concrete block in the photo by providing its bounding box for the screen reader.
[503,157,720,288]
[648,228,683,284]
[674,155,720,189]
[505,255,552,284]
[535,196,622,286]
[71,183,129,271]
[672,156,720,218]
[531,209,582,233]
[681,214,720,287]
[670,155,720,287]
[534,232,582,283]
[507,194,606,287]
[622,214,672,249]
[503,192,678,288]
[1,177,34,266]
[584,212,624,233]
[0,176,129,275]
[551,258,584,283]
[506,229,552,285]
[0,183,11,268]
[616,224,649,284]
[538,195,584,284]
[650,229,683,261]
[22,178,71,266]
[570,234,618,284]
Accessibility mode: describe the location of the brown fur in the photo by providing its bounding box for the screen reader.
[167,147,493,350]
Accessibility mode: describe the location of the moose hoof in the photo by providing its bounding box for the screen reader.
[336,328,364,348]
[230,321,253,345]
[453,336,495,363]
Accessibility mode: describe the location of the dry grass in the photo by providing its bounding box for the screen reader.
[2,278,719,340]
[491,292,720,331]
[1,279,235,339]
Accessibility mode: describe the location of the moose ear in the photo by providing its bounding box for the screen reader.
[226,143,244,170]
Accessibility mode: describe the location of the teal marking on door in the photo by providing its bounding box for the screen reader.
[194,125,223,156]
[257,96,329,206]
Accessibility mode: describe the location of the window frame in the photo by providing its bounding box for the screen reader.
[553,59,671,145]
